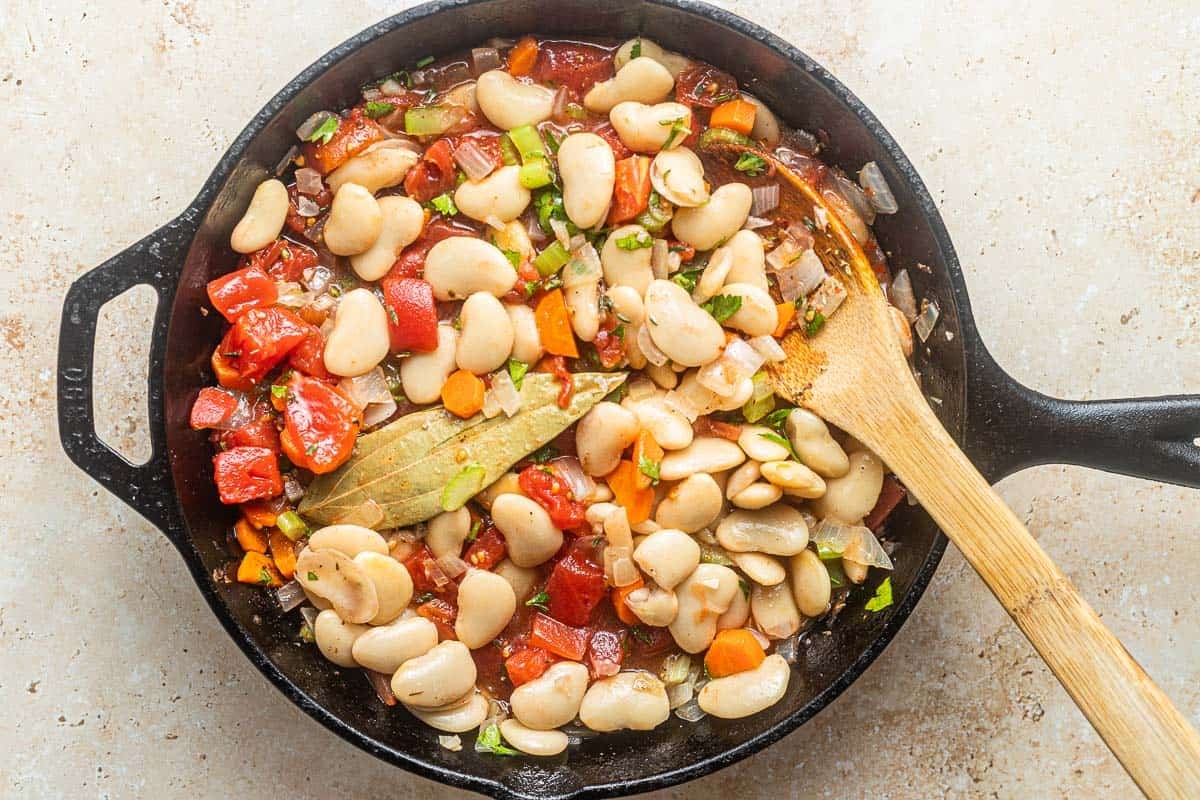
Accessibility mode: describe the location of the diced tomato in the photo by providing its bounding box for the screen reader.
[284,184,334,236]
[629,625,674,656]
[206,265,277,322]
[286,327,330,381]
[269,238,321,282]
[212,446,282,504]
[535,355,574,409]
[403,545,443,594]
[529,612,589,661]
[216,307,310,386]
[607,156,651,226]
[381,277,439,353]
[591,122,633,161]
[463,525,506,571]
[403,138,457,203]
[416,597,458,641]
[455,132,507,171]
[675,63,738,109]
[865,475,907,531]
[505,646,552,687]
[693,417,742,441]
[518,464,587,531]
[531,41,614,99]
[279,372,359,474]
[189,387,239,429]
[214,412,280,453]
[587,628,626,678]
[545,550,607,626]
[300,108,384,175]
[667,239,696,262]
[591,317,626,369]
[385,219,472,281]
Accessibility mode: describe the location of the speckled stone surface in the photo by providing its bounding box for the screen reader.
[2,1,1198,797]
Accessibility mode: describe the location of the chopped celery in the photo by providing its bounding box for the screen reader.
[634,190,673,233]
[532,241,570,277]
[507,124,545,162]
[499,134,520,166]
[698,126,753,149]
[404,106,458,136]
[741,372,776,423]
[441,464,486,511]
[276,510,309,541]
[519,158,555,189]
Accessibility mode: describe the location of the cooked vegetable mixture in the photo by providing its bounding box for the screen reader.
[196,36,918,756]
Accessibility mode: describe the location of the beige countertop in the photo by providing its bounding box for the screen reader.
[2,1,1198,797]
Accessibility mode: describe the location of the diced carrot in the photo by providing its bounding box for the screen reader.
[440,369,485,418]
[709,99,757,137]
[508,36,539,77]
[611,576,645,626]
[606,460,654,524]
[773,302,796,338]
[534,289,579,358]
[211,349,253,392]
[631,430,663,491]
[268,528,297,579]
[704,628,766,678]
[240,498,282,529]
[234,517,269,553]
[236,551,283,587]
[607,156,652,226]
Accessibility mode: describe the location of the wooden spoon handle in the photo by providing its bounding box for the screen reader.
[878,399,1200,799]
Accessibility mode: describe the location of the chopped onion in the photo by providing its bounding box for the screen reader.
[296,110,337,142]
[524,211,548,243]
[300,605,319,633]
[562,243,602,289]
[365,670,398,706]
[637,325,669,367]
[833,172,876,225]
[438,734,463,752]
[773,248,826,303]
[785,221,815,251]
[808,274,848,318]
[666,679,694,710]
[210,389,253,431]
[301,215,326,244]
[859,161,898,214]
[295,167,324,196]
[662,389,701,423]
[675,695,707,722]
[812,205,829,231]
[743,627,771,650]
[748,335,786,363]
[453,139,497,182]
[776,633,802,665]
[435,554,470,580]
[302,265,333,294]
[470,46,501,75]
[568,232,588,252]
[490,369,522,417]
[660,653,693,685]
[275,580,306,612]
[551,86,570,123]
[283,473,305,504]
[742,215,773,231]
[764,236,802,272]
[480,389,502,419]
[551,455,595,503]
[333,498,385,529]
[915,298,940,342]
[603,546,639,587]
[294,196,319,218]
[749,183,780,216]
[666,250,682,275]
[890,269,919,322]
[338,368,396,427]
[483,214,507,233]
[550,218,571,249]
[811,517,894,570]
[650,238,670,280]
[274,281,311,308]
[697,339,765,398]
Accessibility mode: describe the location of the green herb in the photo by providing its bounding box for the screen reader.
[429,193,458,217]
[534,187,574,236]
[637,455,661,485]
[826,558,847,588]
[305,443,319,456]
[304,116,339,145]
[525,589,551,612]
[475,723,519,757]
[700,294,742,323]
[629,626,653,645]
[543,129,562,155]
[630,38,642,59]
[364,100,396,118]
[615,230,653,250]
[467,519,482,543]
[500,248,521,269]
[530,443,559,464]
[711,91,738,103]
[758,431,800,460]
[671,267,704,294]
[306,571,318,582]
[386,304,400,325]
[734,152,767,177]
[864,577,893,612]
[502,359,528,391]
[297,621,315,643]
[258,567,274,585]
[762,407,793,430]
[659,117,691,151]
[803,216,816,232]
[805,310,826,337]
[603,382,628,404]
[415,55,435,68]
[270,384,288,399]
[415,592,436,604]
[276,510,309,542]
[738,577,751,599]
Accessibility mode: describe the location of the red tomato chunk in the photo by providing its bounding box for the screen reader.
[212,446,282,504]
[463,525,506,571]
[531,41,614,99]
[529,612,589,661]
[286,327,330,381]
[505,646,552,687]
[416,597,458,641]
[206,265,277,322]
[381,277,439,353]
[189,387,239,430]
[587,628,626,678]
[545,551,607,627]
[404,138,456,203]
[518,464,587,531]
[214,411,280,453]
[279,372,359,474]
[216,307,310,386]
[301,108,384,175]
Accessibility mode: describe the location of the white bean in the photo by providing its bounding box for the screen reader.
[491,493,564,567]
[454,165,531,224]
[576,402,639,477]
[474,70,555,130]
[308,524,388,557]
[697,654,789,719]
[350,195,424,281]
[510,661,590,730]
[230,178,288,254]
[762,460,826,499]
[646,362,678,389]
[720,282,778,337]
[750,579,801,639]
[613,38,692,76]
[475,471,522,510]
[584,57,674,113]
[312,609,368,668]
[659,437,746,482]
[327,140,419,195]
[444,81,480,114]
[811,450,884,523]
[650,147,708,208]
[408,692,490,733]
[671,183,753,251]
[454,569,516,649]
[424,237,518,300]
[600,224,654,294]
[323,183,383,256]
[500,719,569,756]
[565,280,601,343]
[842,553,869,585]
[790,549,832,617]
[643,280,726,367]
[455,292,514,374]
[322,288,390,377]
[494,558,539,601]
[737,425,789,462]
[426,507,471,558]
[716,504,810,556]
[351,616,439,674]
[491,219,535,265]
[400,323,458,404]
[730,481,783,510]
[725,460,761,499]
[784,409,850,478]
[739,92,782,149]
[633,528,701,590]
[625,584,679,627]
[579,671,671,732]
[354,552,413,626]
[390,640,477,709]
[607,285,645,327]
[692,246,734,304]
[728,551,786,586]
[669,563,739,653]
[295,547,379,624]
[654,474,723,533]
[718,230,769,290]
[505,303,544,364]
[558,133,615,229]
[609,101,693,153]
[715,582,751,630]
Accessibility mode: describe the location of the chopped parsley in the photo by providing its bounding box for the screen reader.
[258,568,274,585]
[762,407,793,430]
[543,129,562,155]
[363,100,396,118]
[864,577,894,612]
[500,248,521,269]
[466,518,482,543]
[270,384,287,399]
[629,626,653,645]
[659,117,691,151]
[805,310,826,336]
[758,431,800,461]
[700,294,742,323]
[734,152,767,177]
[738,577,751,599]
[525,589,551,612]
[429,193,458,217]
[637,455,661,485]
[711,91,738,104]
[475,723,519,756]
[304,443,319,456]
[304,116,339,145]
[615,230,654,250]
[306,571,318,582]
[415,55,435,68]
[630,38,642,59]
[530,443,558,463]
[671,267,705,294]
[603,382,628,404]
[507,358,529,389]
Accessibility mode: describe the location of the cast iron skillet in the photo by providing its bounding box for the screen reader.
[56,1,1200,797]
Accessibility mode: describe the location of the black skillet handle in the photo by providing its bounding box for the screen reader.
[964,342,1200,487]
[58,216,195,535]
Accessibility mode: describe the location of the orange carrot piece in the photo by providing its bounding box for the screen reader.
[268,528,297,579]
[773,302,796,338]
[709,99,757,137]
[704,628,766,678]
[631,430,664,490]
[236,551,283,587]
[240,499,281,529]
[534,289,580,358]
[612,576,645,626]
[234,517,269,553]
[508,36,539,77]
[441,369,486,418]
[607,460,654,524]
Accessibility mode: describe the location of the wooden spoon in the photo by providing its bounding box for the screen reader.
[765,156,1200,798]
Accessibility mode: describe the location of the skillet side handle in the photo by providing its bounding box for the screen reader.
[58,218,192,534]
[964,341,1200,487]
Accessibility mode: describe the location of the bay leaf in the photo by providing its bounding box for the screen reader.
[298,371,626,528]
